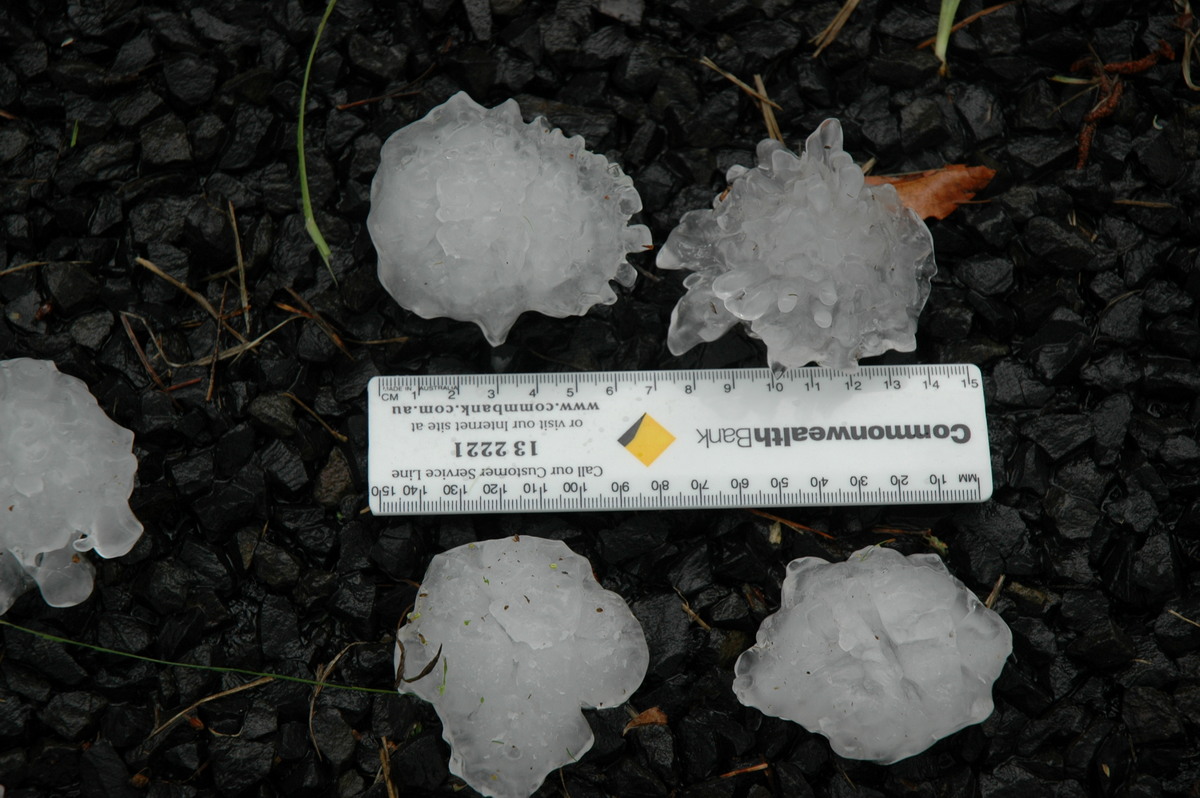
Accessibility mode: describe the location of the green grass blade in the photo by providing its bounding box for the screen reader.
[934,0,962,76]
[0,618,397,695]
[298,0,339,283]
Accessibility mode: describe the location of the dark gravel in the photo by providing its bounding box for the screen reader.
[3,0,1200,796]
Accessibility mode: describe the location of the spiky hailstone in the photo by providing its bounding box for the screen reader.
[733,546,1011,764]
[368,92,652,345]
[0,359,143,614]
[658,119,936,370]
[395,536,648,798]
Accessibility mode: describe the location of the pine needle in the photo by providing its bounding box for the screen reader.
[811,0,861,57]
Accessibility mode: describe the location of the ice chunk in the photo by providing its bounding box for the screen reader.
[733,545,1011,764]
[368,92,652,345]
[0,359,143,614]
[658,119,936,370]
[395,536,649,798]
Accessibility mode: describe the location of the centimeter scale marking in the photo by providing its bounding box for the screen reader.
[368,365,992,515]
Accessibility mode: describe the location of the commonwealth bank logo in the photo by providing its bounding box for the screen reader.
[618,413,675,466]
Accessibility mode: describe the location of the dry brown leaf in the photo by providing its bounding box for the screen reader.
[622,706,669,735]
[864,164,996,220]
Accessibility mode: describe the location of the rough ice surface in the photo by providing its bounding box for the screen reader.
[733,545,1011,764]
[395,536,648,798]
[368,92,652,345]
[0,358,143,614]
[658,119,936,370]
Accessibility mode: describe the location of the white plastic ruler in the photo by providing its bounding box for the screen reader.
[367,365,992,515]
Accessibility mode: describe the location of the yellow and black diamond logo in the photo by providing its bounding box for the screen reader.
[618,413,675,466]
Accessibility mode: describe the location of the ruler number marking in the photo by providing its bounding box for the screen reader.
[369,366,989,514]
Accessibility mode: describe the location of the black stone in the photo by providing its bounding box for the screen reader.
[251,540,302,589]
[991,359,1054,407]
[0,689,31,737]
[163,55,219,106]
[40,692,109,740]
[1080,349,1141,392]
[1122,686,1185,745]
[868,47,939,88]
[389,735,448,791]
[44,261,99,315]
[1022,318,1091,383]
[1021,414,1093,460]
[309,706,356,767]
[258,594,302,660]
[208,737,274,794]
[169,449,215,497]
[956,256,1013,296]
[1065,621,1136,668]
[140,113,192,168]
[194,464,265,533]
[1043,487,1100,540]
[950,502,1034,583]
[79,739,136,798]
[260,438,309,492]
[218,106,273,171]
[633,592,695,678]
[248,393,298,437]
[1024,217,1102,272]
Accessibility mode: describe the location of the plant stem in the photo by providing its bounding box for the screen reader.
[934,0,962,76]
[0,618,397,695]
[298,0,339,283]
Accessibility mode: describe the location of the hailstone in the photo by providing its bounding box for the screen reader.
[0,358,143,614]
[658,119,936,370]
[395,536,648,798]
[367,92,652,345]
[733,545,1011,764]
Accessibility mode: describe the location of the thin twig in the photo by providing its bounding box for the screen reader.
[135,257,248,344]
[164,377,202,392]
[335,62,436,111]
[125,311,303,369]
[674,587,713,631]
[1169,609,1200,628]
[228,201,250,336]
[206,284,229,402]
[1112,198,1174,208]
[753,74,783,142]
[118,311,169,392]
[811,0,861,57]
[181,318,303,367]
[149,676,275,740]
[345,335,412,345]
[917,1,1015,49]
[283,391,349,442]
[284,286,353,358]
[697,57,782,108]
[985,574,1006,609]
[0,259,89,278]
[719,759,770,779]
[379,738,399,798]
[748,509,836,540]
[310,642,367,759]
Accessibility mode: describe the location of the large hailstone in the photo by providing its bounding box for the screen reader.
[0,358,143,614]
[395,536,648,798]
[658,119,936,370]
[368,92,652,345]
[733,546,1011,764]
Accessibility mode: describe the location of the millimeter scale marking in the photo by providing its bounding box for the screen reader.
[367,365,992,515]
